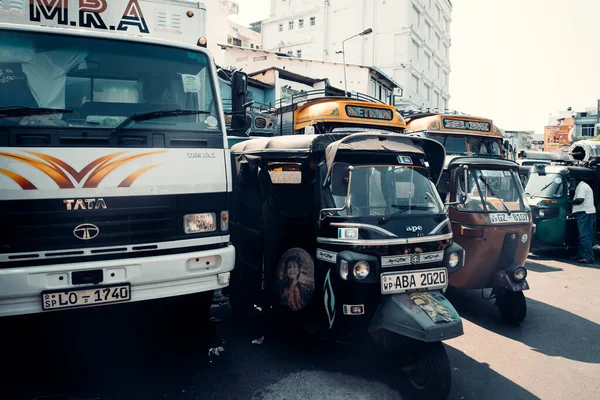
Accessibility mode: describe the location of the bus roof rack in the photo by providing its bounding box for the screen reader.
[400,109,470,120]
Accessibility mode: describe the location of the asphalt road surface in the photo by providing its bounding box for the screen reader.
[2,250,599,400]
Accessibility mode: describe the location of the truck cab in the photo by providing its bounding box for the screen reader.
[0,0,234,317]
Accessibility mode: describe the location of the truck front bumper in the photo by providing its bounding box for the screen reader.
[0,244,235,317]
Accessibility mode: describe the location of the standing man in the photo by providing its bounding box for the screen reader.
[572,180,596,263]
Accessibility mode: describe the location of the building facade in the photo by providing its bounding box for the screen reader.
[504,130,534,153]
[219,45,403,105]
[261,0,452,110]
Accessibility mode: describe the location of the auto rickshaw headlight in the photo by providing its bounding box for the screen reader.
[340,260,349,281]
[513,267,527,281]
[353,261,370,280]
[448,252,460,268]
[538,209,545,218]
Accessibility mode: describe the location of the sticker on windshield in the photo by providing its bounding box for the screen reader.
[205,116,218,128]
[398,156,413,165]
[181,74,201,93]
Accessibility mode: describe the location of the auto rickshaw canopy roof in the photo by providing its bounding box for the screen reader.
[230,132,446,184]
[445,156,520,171]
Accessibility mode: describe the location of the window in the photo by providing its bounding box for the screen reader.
[435,62,441,79]
[7,31,220,131]
[425,20,432,40]
[412,5,421,29]
[425,52,432,71]
[443,70,449,86]
[250,43,255,49]
[370,79,378,98]
[256,45,260,50]
[441,97,447,111]
[411,74,420,94]
[287,50,293,56]
[582,124,595,137]
[232,38,242,47]
[435,33,441,50]
[435,4,441,22]
[299,18,304,28]
[310,17,316,26]
[297,49,302,58]
[444,16,450,33]
[289,21,294,30]
[278,23,283,32]
[425,84,431,101]
[434,91,440,108]
[411,39,420,62]
[443,43,449,59]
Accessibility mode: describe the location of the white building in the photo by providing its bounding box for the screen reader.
[228,21,262,49]
[219,45,402,105]
[261,0,452,110]
[504,130,535,153]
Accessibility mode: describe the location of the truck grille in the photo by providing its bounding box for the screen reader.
[1,211,175,255]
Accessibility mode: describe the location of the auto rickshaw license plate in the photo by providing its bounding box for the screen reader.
[380,268,447,294]
[489,212,529,224]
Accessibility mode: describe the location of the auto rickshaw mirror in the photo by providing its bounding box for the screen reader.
[534,164,546,176]
[331,162,351,196]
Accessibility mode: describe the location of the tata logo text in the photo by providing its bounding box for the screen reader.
[73,224,100,240]
[30,0,149,34]
[64,199,107,211]
[406,226,423,233]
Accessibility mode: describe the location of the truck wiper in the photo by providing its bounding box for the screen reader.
[112,109,210,132]
[378,204,435,225]
[479,176,510,214]
[0,106,73,118]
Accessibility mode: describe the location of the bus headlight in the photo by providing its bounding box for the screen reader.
[353,261,370,280]
[448,252,460,269]
[184,213,216,233]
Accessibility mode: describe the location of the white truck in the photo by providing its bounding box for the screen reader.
[0,0,237,317]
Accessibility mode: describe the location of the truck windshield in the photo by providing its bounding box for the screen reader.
[331,165,444,217]
[457,168,527,212]
[0,30,220,131]
[524,173,565,199]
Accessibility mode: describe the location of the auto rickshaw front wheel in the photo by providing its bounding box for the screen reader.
[407,342,452,400]
[496,290,527,324]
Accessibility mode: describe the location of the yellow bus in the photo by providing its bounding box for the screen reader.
[264,91,407,135]
[404,112,506,158]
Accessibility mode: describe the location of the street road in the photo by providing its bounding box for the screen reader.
[2,251,599,400]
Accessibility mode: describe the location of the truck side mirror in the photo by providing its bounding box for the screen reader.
[331,162,351,196]
[231,71,250,133]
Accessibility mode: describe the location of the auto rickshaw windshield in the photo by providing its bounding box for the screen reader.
[329,165,444,217]
[524,173,564,199]
[457,168,528,212]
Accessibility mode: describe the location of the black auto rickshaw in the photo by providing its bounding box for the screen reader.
[229,132,465,399]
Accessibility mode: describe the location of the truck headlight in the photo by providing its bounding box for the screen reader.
[448,252,460,268]
[184,213,216,233]
[513,267,527,281]
[353,261,370,280]
[221,211,229,231]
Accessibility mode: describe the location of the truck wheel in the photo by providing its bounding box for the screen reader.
[407,342,452,400]
[498,290,527,324]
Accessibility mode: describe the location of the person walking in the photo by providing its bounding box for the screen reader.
[572,180,596,263]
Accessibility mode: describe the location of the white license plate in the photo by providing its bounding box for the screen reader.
[381,269,447,294]
[489,213,529,224]
[42,284,131,311]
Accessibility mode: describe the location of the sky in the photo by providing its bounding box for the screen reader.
[231,0,600,135]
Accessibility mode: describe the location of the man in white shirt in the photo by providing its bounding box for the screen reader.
[572,180,596,263]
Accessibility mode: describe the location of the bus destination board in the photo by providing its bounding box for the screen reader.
[443,118,491,133]
[346,105,394,121]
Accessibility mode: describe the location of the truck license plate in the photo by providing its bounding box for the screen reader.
[381,269,447,294]
[42,284,131,311]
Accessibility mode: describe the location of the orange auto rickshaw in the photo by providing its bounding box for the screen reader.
[439,157,533,324]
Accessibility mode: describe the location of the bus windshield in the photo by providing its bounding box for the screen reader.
[456,168,527,212]
[0,30,220,132]
[468,138,502,156]
[429,134,467,155]
[330,165,444,217]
